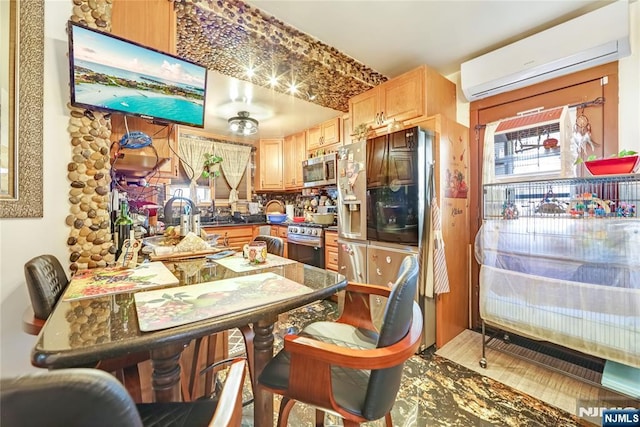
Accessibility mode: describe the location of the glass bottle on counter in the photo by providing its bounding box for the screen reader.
[113,197,133,259]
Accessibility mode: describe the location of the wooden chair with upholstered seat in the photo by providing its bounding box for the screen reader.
[22,254,149,402]
[0,358,247,427]
[258,256,423,427]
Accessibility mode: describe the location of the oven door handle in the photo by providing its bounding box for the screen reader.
[288,237,323,248]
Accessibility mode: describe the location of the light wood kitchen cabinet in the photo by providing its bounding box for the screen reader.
[324,230,339,272]
[307,117,341,151]
[283,131,307,189]
[112,0,176,54]
[110,0,180,179]
[349,65,456,134]
[203,225,254,250]
[256,138,283,191]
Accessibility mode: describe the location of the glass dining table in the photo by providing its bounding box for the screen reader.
[31,256,347,427]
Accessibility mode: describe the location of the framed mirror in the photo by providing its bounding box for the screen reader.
[0,0,44,218]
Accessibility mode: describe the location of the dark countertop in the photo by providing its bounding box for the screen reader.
[32,261,347,369]
[200,221,270,228]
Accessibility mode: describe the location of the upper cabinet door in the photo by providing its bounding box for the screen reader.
[293,131,307,186]
[111,0,176,53]
[379,67,424,125]
[307,126,322,151]
[283,135,296,189]
[349,89,380,131]
[321,117,341,145]
[283,132,306,189]
[259,138,283,190]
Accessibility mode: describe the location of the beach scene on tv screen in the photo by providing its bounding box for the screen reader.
[71,25,206,126]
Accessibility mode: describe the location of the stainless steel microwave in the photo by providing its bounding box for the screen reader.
[302,153,337,187]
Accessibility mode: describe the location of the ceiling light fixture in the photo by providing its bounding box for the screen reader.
[228,111,259,136]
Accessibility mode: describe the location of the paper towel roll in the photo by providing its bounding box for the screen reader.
[286,205,294,220]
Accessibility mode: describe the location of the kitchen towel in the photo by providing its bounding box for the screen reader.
[432,196,451,295]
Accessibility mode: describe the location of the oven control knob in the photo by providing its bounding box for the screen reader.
[299,228,305,234]
[290,227,297,233]
[313,229,319,236]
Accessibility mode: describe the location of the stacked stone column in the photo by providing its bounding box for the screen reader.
[67,0,113,272]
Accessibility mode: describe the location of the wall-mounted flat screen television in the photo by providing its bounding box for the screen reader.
[68,21,208,128]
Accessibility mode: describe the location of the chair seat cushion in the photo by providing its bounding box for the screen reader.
[259,322,378,418]
[302,322,378,348]
[136,401,218,427]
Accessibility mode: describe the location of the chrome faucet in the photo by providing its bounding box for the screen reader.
[163,196,199,226]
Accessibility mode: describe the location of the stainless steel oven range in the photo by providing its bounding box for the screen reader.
[287,223,325,269]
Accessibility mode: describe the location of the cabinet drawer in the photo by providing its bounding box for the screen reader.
[324,231,339,248]
[325,248,339,272]
[204,226,253,248]
[277,226,288,239]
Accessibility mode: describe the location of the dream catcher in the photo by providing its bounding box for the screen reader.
[571,106,597,154]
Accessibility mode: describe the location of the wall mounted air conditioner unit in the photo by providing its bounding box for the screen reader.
[461,1,630,102]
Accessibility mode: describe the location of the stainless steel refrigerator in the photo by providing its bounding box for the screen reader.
[337,127,436,350]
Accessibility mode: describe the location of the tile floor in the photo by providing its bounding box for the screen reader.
[229,300,638,426]
[137,299,636,426]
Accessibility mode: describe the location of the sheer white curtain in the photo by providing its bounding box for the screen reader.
[179,137,212,203]
[482,121,503,217]
[482,121,499,186]
[214,142,251,205]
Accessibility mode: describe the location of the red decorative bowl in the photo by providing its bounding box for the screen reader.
[584,155,639,176]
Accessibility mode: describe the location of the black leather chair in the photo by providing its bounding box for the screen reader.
[22,254,69,334]
[258,256,423,427]
[22,254,149,402]
[252,235,285,257]
[0,358,247,427]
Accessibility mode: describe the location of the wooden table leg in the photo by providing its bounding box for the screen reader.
[253,317,277,427]
[150,341,188,402]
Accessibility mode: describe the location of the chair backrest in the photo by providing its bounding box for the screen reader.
[24,254,69,319]
[1,368,143,427]
[252,235,285,257]
[362,255,419,420]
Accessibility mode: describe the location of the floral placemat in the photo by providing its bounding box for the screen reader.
[62,262,179,301]
[134,272,312,332]
[212,253,296,273]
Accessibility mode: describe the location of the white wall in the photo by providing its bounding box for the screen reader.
[0,0,72,376]
[0,0,638,378]
[448,1,640,153]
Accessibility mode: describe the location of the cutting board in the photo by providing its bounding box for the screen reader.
[149,248,223,261]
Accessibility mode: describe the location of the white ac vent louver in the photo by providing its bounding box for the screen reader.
[461,1,630,102]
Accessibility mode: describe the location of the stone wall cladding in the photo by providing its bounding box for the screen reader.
[68,0,114,272]
[175,0,388,113]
